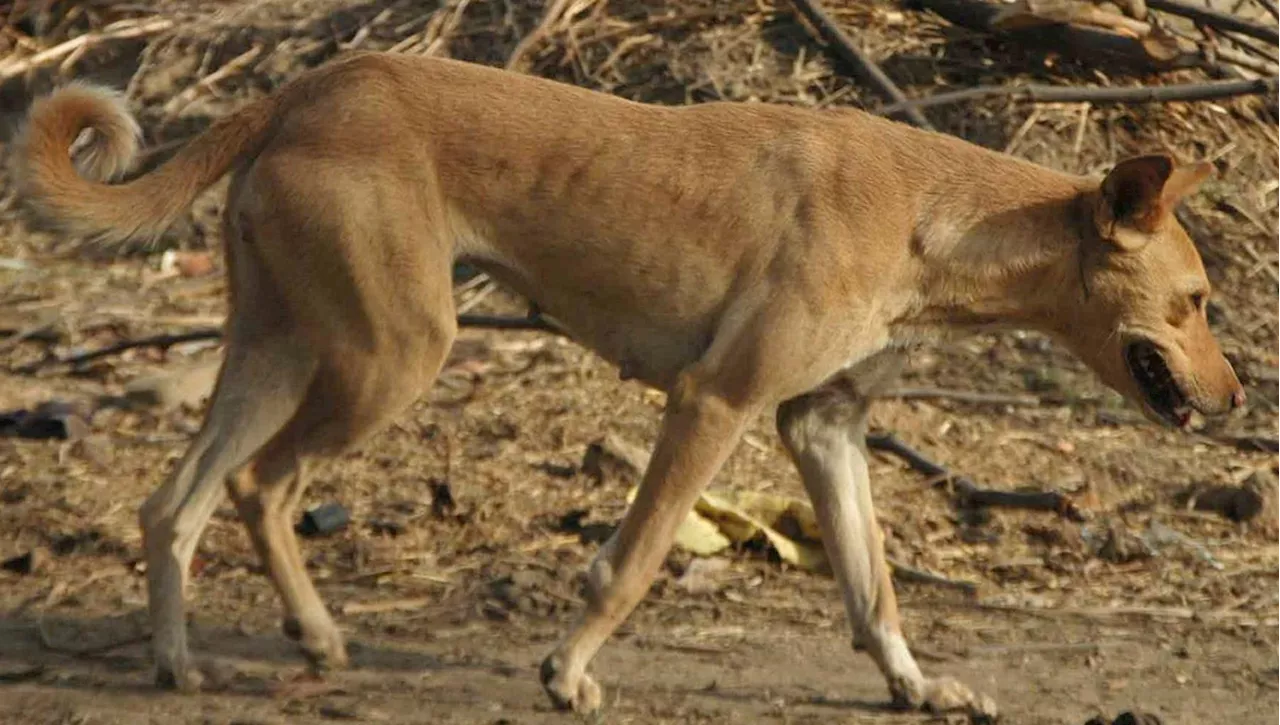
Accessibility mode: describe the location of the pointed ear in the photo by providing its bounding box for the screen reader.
[1161,160,1214,207]
[1094,154,1174,251]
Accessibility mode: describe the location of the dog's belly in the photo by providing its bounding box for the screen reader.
[468,258,713,391]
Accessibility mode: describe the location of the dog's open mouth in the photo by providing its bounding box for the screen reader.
[1124,339,1192,428]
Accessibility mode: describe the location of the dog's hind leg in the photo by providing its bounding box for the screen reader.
[218,169,459,674]
[140,327,314,692]
[223,413,341,673]
[775,354,997,722]
[222,329,455,672]
[141,203,320,691]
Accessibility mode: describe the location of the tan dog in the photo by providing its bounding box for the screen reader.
[13,53,1244,721]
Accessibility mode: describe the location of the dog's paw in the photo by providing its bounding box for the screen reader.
[301,633,349,673]
[155,661,205,693]
[892,675,998,724]
[284,616,349,672]
[539,655,603,714]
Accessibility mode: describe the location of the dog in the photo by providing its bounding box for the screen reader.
[13,52,1245,720]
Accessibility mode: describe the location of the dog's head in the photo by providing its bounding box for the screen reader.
[1058,154,1245,429]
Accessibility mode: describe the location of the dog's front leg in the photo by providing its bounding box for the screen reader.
[541,366,759,713]
[777,387,998,722]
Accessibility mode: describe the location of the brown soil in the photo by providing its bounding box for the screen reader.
[0,1,1276,724]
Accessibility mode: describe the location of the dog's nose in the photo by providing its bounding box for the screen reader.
[1230,387,1246,410]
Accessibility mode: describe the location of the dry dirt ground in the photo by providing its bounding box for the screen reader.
[0,1,1277,724]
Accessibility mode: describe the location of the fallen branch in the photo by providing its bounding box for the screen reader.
[1209,41,1279,75]
[888,556,980,596]
[13,314,561,374]
[790,0,936,130]
[1147,0,1279,44]
[876,76,1277,116]
[456,313,562,332]
[866,431,1085,520]
[15,328,222,374]
[910,0,1202,72]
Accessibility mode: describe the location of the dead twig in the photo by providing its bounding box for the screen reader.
[876,76,1277,116]
[341,596,433,615]
[506,0,598,72]
[1147,0,1278,44]
[15,328,221,374]
[0,17,174,82]
[789,0,936,130]
[0,665,45,683]
[457,313,562,333]
[866,432,1085,520]
[888,556,980,596]
[161,45,264,117]
[14,314,562,374]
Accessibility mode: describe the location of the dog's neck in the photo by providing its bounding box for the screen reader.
[896,168,1093,339]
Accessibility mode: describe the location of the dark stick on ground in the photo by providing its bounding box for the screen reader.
[1146,0,1279,44]
[454,313,562,333]
[789,0,937,130]
[13,314,562,374]
[875,76,1278,116]
[866,431,1087,520]
[14,329,223,374]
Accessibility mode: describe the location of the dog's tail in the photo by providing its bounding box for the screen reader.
[13,83,278,246]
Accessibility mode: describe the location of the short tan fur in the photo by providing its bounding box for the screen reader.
[13,53,1245,720]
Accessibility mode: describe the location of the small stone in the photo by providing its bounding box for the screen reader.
[175,251,215,277]
[317,703,360,721]
[676,557,730,595]
[1181,481,1265,523]
[0,402,90,441]
[70,434,114,467]
[296,503,350,537]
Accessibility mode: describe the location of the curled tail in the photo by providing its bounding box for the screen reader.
[13,83,278,246]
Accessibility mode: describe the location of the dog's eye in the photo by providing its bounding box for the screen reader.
[1190,292,1206,310]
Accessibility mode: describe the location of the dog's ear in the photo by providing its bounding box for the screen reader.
[1160,160,1214,207]
[1094,154,1175,251]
